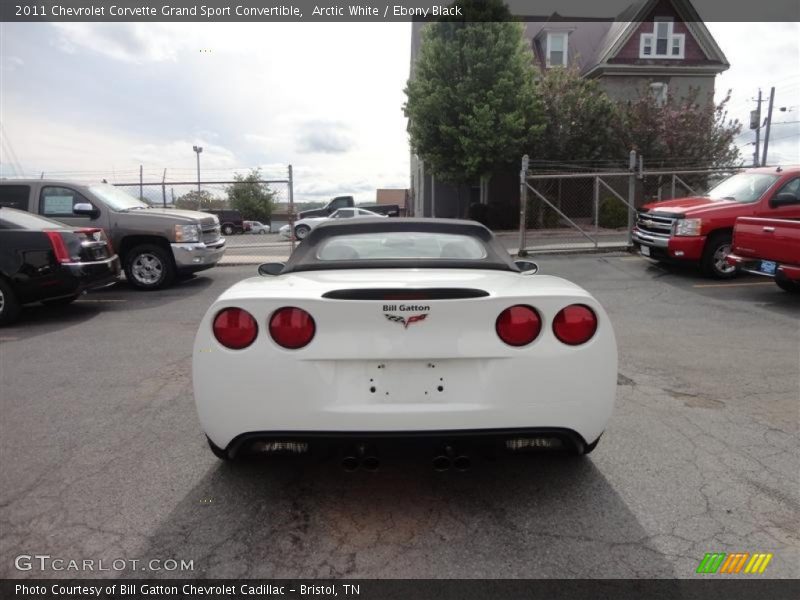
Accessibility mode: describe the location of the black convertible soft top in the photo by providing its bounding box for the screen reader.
[282,218,519,274]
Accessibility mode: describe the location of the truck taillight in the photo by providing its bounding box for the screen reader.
[496,305,541,347]
[213,308,258,349]
[553,305,597,345]
[44,231,71,263]
[269,307,316,349]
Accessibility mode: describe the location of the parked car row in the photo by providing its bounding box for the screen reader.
[632,166,800,291]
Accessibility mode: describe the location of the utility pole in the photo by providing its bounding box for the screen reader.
[761,86,776,166]
[139,165,143,201]
[161,168,167,208]
[192,145,203,192]
[288,164,295,252]
[750,89,762,167]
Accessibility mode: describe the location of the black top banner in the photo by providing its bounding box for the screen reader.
[1,0,799,22]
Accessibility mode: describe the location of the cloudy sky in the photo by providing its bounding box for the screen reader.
[0,18,798,204]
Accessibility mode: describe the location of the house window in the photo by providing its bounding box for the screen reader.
[650,82,668,106]
[639,18,684,59]
[546,32,568,67]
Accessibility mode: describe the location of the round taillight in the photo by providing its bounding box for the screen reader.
[213,307,258,349]
[553,304,597,345]
[496,305,541,347]
[269,307,316,349]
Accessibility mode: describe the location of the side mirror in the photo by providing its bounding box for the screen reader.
[770,192,800,208]
[514,259,539,275]
[258,262,285,276]
[74,203,99,218]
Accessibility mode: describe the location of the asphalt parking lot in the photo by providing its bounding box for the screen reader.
[1,253,797,579]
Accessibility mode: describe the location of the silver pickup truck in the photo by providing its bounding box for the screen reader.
[0,180,225,290]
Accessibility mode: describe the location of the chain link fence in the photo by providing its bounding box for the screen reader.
[517,154,743,254]
[111,166,294,235]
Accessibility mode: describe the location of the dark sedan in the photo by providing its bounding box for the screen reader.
[0,207,121,325]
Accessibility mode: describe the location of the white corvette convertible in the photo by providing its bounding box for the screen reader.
[193,219,617,467]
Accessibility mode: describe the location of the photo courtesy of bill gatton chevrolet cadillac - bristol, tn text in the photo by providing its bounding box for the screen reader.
[192,218,617,468]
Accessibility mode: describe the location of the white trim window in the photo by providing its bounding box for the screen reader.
[546,32,569,67]
[640,18,685,59]
[649,82,669,106]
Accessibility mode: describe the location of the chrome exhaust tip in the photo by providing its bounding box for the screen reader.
[432,455,451,471]
[452,454,471,471]
[341,455,360,472]
[362,455,380,472]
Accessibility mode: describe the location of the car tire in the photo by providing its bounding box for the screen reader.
[775,274,800,293]
[207,437,231,461]
[259,229,267,234]
[701,231,737,279]
[0,278,21,326]
[222,224,235,236]
[124,244,175,290]
[295,224,311,240]
[41,294,80,307]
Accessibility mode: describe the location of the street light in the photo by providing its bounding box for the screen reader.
[192,145,203,192]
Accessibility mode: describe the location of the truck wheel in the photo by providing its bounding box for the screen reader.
[295,224,311,240]
[775,274,800,293]
[0,278,21,326]
[701,232,737,279]
[124,244,175,290]
[222,224,235,236]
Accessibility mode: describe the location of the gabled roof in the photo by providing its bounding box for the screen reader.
[587,0,729,76]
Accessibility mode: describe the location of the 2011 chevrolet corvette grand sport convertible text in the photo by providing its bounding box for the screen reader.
[193,219,617,467]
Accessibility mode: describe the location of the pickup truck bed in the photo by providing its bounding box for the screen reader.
[727,217,800,292]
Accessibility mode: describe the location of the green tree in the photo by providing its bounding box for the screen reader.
[175,190,225,210]
[534,66,619,163]
[614,87,742,169]
[226,168,275,222]
[404,0,543,204]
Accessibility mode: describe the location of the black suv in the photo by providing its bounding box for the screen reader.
[0,207,121,325]
[204,209,244,235]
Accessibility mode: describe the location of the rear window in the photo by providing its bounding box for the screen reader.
[0,185,31,210]
[316,232,487,261]
[0,208,65,230]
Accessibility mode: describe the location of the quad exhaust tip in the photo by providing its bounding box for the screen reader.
[433,445,470,472]
[341,445,380,472]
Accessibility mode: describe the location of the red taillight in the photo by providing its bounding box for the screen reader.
[213,308,258,349]
[553,304,597,345]
[496,305,541,347]
[269,307,316,349]
[44,231,71,263]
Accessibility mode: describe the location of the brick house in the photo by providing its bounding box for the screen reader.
[408,0,730,223]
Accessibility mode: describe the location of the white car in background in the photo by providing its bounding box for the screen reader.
[279,207,386,240]
[193,219,617,469]
[245,221,271,234]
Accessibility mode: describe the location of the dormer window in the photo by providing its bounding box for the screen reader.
[640,18,684,59]
[546,32,569,67]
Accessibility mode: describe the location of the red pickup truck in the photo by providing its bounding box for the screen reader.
[632,166,800,278]
[726,217,800,292]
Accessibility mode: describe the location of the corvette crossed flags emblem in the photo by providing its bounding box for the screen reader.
[384,313,428,329]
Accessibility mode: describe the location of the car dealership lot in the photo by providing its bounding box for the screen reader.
[0,254,797,579]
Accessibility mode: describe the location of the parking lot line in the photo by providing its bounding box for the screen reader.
[692,281,775,288]
[75,298,128,303]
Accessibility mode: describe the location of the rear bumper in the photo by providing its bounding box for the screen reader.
[727,253,800,281]
[226,427,594,457]
[171,239,226,270]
